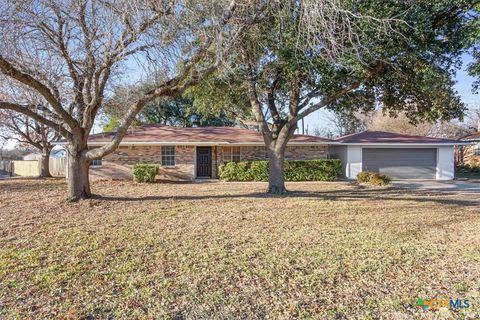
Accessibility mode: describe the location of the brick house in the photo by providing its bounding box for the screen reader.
[56,125,467,181]
[83,125,331,181]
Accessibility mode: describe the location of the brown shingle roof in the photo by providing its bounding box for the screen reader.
[335,130,460,144]
[87,124,332,144]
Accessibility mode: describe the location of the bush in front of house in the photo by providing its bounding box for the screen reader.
[356,171,391,186]
[132,164,159,183]
[456,163,480,173]
[219,159,342,182]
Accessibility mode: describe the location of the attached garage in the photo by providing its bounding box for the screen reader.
[334,131,468,181]
[362,148,436,179]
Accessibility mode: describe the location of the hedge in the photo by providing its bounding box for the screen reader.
[219,159,342,182]
[132,164,159,183]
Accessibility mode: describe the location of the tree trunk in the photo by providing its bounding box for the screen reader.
[267,146,287,194]
[67,150,91,200]
[39,152,52,178]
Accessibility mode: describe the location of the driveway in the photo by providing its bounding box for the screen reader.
[393,180,480,194]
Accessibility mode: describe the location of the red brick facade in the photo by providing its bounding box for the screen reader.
[90,144,329,181]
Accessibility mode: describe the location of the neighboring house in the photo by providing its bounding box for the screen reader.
[458,131,480,166]
[22,153,42,161]
[55,125,468,181]
[50,148,67,158]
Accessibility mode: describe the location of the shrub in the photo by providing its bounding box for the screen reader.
[132,164,159,183]
[456,164,480,173]
[368,173,391,186]
[219,159,342,182]
[356,171,372,183]
[356,171,391,186]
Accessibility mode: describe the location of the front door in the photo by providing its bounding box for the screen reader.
[196,147,212,178]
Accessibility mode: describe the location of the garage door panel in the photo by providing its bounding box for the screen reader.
[362,148,436,179]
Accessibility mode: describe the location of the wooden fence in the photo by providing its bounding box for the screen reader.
[0,158,66,177]
[11,161,39,177]
[49,157,66,176]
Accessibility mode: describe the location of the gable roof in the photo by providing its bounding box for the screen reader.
[335,130,462,145]
[85,124,333,145]
[460,131,480,141]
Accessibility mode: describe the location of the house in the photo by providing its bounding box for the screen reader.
[332,131,466,180]
[55,125,469,181]
[458,131,480,166]
[22,153,42,161]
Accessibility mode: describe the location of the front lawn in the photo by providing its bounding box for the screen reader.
[0,179,479,319]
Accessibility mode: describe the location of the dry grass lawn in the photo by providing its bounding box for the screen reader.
[0,179,479,319]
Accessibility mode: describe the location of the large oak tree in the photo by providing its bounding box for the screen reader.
[0,0,260,199]
[194,0,477,193]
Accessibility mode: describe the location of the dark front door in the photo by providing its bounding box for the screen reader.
[196,147,212,178]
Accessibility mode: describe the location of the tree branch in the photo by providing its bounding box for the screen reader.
[0,101,72,141]
[0,55,78,130]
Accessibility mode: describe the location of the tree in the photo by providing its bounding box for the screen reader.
[0,0,260,199]
[194,1,476,194]
[101,83,243,130]
[326,110,371,137]
[368,111,434,136]
[0,110,60,176]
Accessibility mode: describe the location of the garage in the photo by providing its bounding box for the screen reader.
[335,131,464,181]
[362,148,437,179]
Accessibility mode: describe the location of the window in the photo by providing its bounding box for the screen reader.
[223,146,241,162]
[161,146,175,166]
[474,143,480,156]
[91,159,102,166]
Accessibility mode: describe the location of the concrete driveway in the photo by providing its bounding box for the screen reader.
[392,180,480,194]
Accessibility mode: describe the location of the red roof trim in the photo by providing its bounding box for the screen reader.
[87,124,333,144]
[335,130,460,144]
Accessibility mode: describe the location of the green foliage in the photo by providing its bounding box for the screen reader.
[220,160,342,182]
[356,172,391,186]
[102,83,239,130]
[132,164,159,183]
[456,164,480,173]
[101,116,122,132]
[194,1,478,130]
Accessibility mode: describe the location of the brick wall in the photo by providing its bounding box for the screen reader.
[90,144,331,181]
[90,145,196,181]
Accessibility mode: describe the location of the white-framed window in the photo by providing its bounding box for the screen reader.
[92,159,102,166]
[161,146,175,166]
[474,143,480,155]
[223,146,241,162]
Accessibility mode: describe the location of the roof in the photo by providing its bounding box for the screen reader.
[83,125,333,145]
[335,130,463,145]
[460,131,480,141]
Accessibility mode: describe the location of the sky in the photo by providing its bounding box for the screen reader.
[300,53,479,136]
[2,54,480,150]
